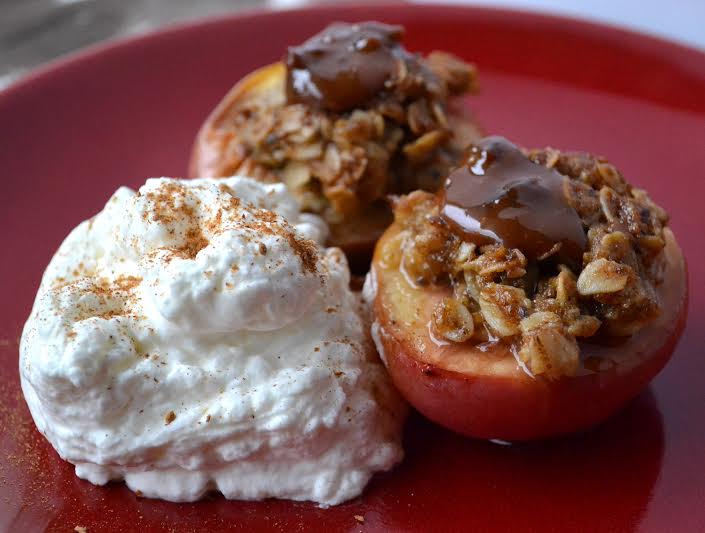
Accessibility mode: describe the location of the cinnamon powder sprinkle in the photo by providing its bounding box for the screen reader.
[290,234,318,274]
[148,181,319,274]
[165,411,176,425]
[238,207,319,274]
[167,226,209,261]
[57,274,144,323]
[114,275,143,291]
[144,182,195,225]
[206,208,224,233]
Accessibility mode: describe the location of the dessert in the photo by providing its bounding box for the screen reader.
[190,22,481,267]
[366,136,687,441]
[20,176,406,506]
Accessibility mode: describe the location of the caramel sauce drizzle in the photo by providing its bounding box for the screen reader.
[285,22,409,112]
[441,136,587,266]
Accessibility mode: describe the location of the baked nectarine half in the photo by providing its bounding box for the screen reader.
[190,22,482,269]
[365,137,687,441]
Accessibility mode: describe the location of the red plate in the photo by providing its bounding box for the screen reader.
[1,4,704,532]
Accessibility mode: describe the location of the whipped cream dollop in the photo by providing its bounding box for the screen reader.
[20,176,405,506]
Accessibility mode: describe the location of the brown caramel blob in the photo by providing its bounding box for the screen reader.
[441,136,587,266]
[285,22,407,112]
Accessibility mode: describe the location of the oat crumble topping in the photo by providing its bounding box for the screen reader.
[390,141,669,379]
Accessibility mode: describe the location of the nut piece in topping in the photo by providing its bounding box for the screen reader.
[518,312,579,380]
[478,284,530,338]
[577,258,630,295]
[433,297,474,342]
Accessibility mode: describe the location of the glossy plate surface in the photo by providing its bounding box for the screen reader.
[1,4,704,532]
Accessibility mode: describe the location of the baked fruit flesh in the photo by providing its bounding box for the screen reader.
[368,136,687,441]
[190,22,482,267]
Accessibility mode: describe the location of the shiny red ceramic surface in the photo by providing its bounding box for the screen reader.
[1,4,704,532]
